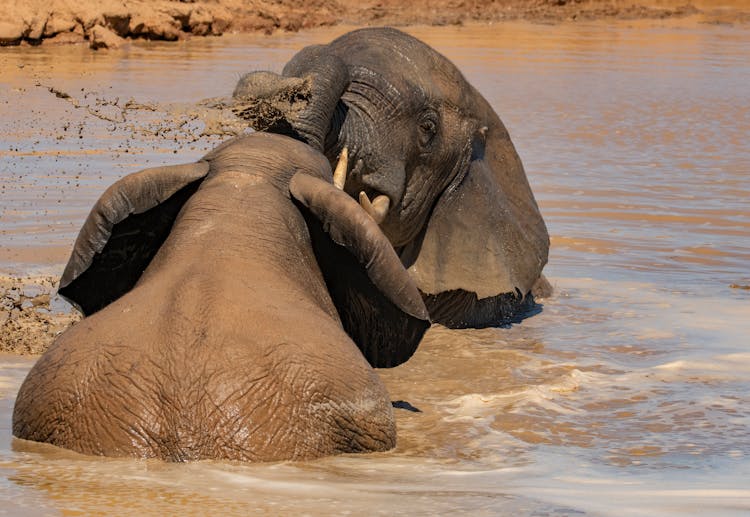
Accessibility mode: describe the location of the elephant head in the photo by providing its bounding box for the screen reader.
[233,27,550,328]
[13,133,429,461]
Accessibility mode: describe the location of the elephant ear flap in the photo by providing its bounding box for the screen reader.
[58,162,210,316]
[233,45,349,152]
[290,173,430,368]
[408,130,550,328]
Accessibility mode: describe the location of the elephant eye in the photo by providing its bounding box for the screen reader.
[418,112,439,148]
[420,119,436,134]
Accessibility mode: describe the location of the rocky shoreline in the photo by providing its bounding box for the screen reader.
[1,0,749,50]
[0,0,233,49]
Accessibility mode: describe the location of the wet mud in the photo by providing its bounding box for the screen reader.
[0,276,80,355]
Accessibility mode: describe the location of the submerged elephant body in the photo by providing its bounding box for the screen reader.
[13,133,429,461]
[234,27,550,328]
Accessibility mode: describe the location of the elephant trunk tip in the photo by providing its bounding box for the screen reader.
[358,191,390,225]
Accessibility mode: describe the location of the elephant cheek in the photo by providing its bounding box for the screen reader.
[380,210,425,250]
[382,164,446,249]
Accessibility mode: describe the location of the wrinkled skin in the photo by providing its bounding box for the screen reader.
[13,133,429,462]
[233,27,551,328]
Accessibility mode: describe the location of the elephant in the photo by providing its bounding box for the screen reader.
[232,27,550,329]
[12,132,430,462]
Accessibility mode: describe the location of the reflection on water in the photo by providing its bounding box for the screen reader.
[1,21,749,515]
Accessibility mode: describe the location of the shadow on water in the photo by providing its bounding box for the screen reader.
[391,400,422,413]
[423,289,544,329]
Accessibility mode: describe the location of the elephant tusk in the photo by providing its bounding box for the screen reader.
[359,191,390,225]
[333,147,348,190]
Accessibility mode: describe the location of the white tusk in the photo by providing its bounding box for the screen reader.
[333,147,348,190]
[359,191,390,225]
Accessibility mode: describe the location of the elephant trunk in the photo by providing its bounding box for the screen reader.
[232,49,350,154]
[282,47,350,152]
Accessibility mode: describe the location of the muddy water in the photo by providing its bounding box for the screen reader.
[1,22,749,515]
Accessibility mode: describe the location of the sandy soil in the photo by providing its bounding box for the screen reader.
[0,276,80,355]
[1,0,749,49]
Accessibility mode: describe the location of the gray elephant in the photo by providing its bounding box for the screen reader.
[233,27,550,329]
[13,133,430,461]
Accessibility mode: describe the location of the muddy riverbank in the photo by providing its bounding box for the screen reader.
[0,276,79,355]
[2,0,749,49]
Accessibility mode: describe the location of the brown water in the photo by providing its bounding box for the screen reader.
[1,22,749,515]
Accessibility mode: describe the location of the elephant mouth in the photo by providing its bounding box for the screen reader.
[333,148,391,225]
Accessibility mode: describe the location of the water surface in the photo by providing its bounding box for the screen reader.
[1,21,749,515]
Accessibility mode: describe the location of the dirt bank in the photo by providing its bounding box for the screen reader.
[0,276,80,355]
[1,0,749,49]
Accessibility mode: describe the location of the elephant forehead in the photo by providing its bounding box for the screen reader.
[344,65,475,125]
[329,28,470,105]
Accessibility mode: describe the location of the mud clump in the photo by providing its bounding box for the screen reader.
[89,24,126,50]
[232,72,312,136]
[0,276,80,355]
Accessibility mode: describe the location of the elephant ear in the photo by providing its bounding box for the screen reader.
[407,121,550,328]
[58,162,210,315]
[290,173,430,368]
[232,45,349,152]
